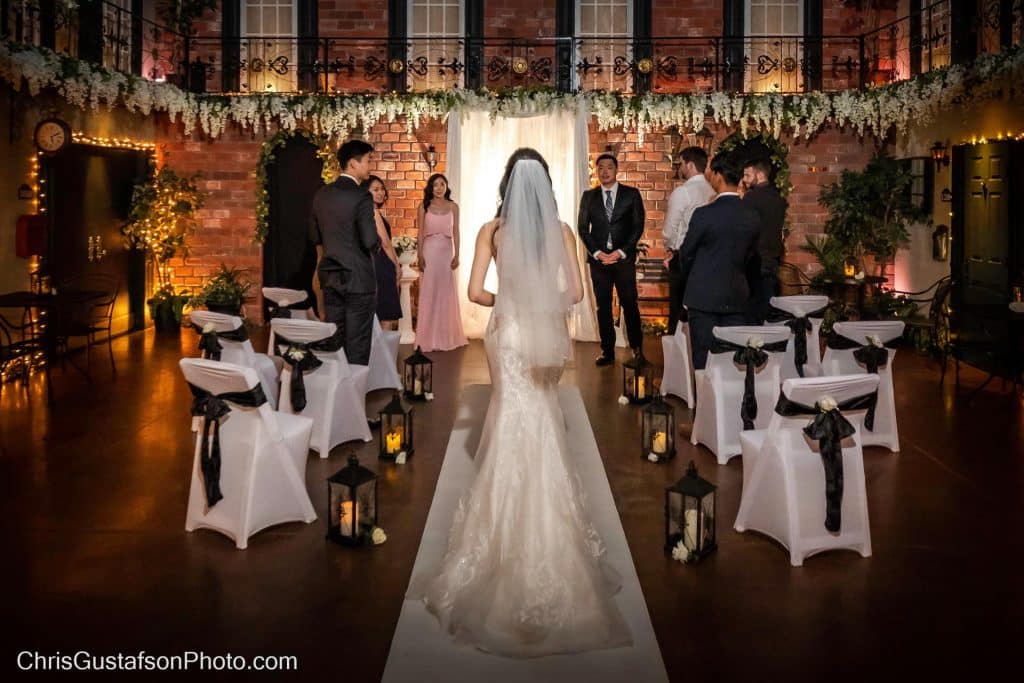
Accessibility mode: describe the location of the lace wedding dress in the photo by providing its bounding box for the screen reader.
[407,159,632,658]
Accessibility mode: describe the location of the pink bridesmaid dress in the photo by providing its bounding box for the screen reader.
[416,209,468,352]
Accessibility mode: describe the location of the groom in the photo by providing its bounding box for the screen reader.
[577,153,645,365]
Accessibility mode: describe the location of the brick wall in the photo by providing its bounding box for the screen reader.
[485,0,556,37]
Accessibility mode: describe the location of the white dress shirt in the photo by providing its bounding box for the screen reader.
[593,182,628,260]
[663,174,716,252]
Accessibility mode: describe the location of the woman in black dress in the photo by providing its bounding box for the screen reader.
[368,175,402,329]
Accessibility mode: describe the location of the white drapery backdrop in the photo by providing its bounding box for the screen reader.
[446,106,599,342]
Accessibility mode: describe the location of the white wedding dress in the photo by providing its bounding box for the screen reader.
[408,160,632,658]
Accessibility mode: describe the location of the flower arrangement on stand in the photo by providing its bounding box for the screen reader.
[392,235,418,266]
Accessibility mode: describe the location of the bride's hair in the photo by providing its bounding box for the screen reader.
[496,147,551,217]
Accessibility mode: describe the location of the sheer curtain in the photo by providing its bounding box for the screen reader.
[446,106,599,341]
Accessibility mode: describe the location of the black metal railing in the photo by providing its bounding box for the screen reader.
[4,0,1018,96]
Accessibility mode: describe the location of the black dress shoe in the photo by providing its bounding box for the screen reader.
[595,354,614,367]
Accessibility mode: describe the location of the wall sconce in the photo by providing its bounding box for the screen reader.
[940,188,952,203]
[695,126,715,154]
[930,141,950,171]
[18,183,34,200]
[424,144,437,172]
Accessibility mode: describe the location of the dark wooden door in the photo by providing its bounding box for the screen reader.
[961,141,1010,306]
[44,144,148,334]
[262,136,323,317]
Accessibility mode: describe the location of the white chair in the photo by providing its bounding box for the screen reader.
[189,310,281,410]
[179,358,316,550]
[262,287,316,320]
[691,325,789,464]
[367,315,402,394]
[270,318,371,456]
[660,321,695,408]
[821,320,904,453]
[735,374,879,566]
[769,295,829,381]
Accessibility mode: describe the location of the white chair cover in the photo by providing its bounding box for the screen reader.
[367,315,402,394]
[821,320,904,452]
[270,318,371,456]
[179,358,315,549]
[660,321,695,408]
[770,295,829,381]
[691,325,789,464]
[189,310,281,410]
[262,287,316,319]
[735,374,879,566]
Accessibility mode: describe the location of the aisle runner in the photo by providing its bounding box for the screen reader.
[382,384,668,683]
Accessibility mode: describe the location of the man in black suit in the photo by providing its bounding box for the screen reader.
[677,152,762,370]
[742,157,788,323]
[577,153,646,366]
[309,139,381,366]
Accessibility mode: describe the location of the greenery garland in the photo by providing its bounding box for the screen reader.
[716,130,792,197]
[254,127,330,242]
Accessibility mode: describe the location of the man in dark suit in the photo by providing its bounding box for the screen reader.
[677,152,762,370]
[309,139,381,366]
[577,153,646,366]
[742,157,788,323]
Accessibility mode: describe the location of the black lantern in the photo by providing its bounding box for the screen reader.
[696,126,715,154]
[642,393,676,463]
[622,351,654,404]
[327,455,378,546]
[930,140,949,170]
[665,461,717,562]
[403,346,433,400]
[379,391,414,460]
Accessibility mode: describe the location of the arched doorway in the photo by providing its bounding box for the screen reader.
[262,135,324,318]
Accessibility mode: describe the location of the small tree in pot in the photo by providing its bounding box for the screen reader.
[190,264,251,316]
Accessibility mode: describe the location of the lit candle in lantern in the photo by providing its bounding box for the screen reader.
[637,376,646,399]
[339,500,357,537]
[386,429,402,455]
[652,431,667,454]
[844,262,856,277]
[413,378,423,396]
[684,509,698,550]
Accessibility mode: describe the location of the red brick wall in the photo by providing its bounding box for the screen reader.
[318,1,388,36]
[652,0,723,37]
[485,0,556,37]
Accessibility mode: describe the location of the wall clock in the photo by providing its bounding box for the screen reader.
[34,117,71,155]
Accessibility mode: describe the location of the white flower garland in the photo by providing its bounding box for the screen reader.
[2,38,1022,142]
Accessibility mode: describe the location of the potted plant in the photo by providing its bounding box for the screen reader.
[123,163,205,332]
[190,264,251,316]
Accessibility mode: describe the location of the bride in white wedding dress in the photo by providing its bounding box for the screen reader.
[407,149,632,658]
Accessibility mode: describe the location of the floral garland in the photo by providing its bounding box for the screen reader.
[254,128,328,242]
[717,130,792,197]
[3,38,1023,143]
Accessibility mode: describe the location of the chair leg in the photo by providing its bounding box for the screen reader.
[939,352,947,386]
[107,331,116,374]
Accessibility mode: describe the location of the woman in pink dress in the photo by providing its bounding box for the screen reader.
[415,174,468,352]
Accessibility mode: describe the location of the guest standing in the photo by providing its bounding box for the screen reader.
[308,139,380,366]
[415,173,467,352]
[577,153,645,366]
[678,153,761,370]
[742,157,788,323]
[662,147,716,334]
[367,175,402,331]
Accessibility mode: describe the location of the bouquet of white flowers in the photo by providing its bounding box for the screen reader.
[392,235,418,257]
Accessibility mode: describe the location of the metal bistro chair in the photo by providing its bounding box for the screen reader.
[54,274,120,376]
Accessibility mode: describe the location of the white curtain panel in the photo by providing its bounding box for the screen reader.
[447,105,599,341]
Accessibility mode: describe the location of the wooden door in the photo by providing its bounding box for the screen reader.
[961,141,1009,306]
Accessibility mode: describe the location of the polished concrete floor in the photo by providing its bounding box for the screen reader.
[2,328,1022,681]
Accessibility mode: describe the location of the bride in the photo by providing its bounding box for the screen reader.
[407,148,632,658]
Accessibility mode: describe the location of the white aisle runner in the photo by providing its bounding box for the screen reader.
[382,384,669,683]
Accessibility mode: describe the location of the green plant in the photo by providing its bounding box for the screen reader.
[189,264,251,309]
[800,233,848,279]
[816,153,928,275]
[147,284,191,328]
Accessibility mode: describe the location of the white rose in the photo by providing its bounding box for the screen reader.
[647,452,660,463]
[867,335,884,348]
[371,527,387,545]
[424,392,434,401]
[819,396,838,412]
[855,271,866,280]
[671,540,691,564]
[202,323,216,334]
[617,395,630,405]
[395,452,406,465]
[791,306,805,318]
[287,348,306,361]
[747,335,764,349]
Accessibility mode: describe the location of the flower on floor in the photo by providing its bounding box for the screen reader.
[647,452,660,463]
[618,395,630,405]
[202,322,216,334]
[671,540,694,564]
[424,392,434,401]
[867,334,884,348]
[818,396,838,412]
[370,526,387,545]
[395,452,407,465]
[747,335,764,349]
[855,271,866,280]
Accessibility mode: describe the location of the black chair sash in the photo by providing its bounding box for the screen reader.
[826,331,900,375]
[273,328,344,411]
[709,337,789,430]
[775,391,879,533]
[187,382,268,508]
[766,305,828,378]
[267,298,313,320]
[192,323,250,361]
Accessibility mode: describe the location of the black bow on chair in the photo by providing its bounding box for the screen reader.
[766,305,829,377]
[825,332,899,428]
[775,390,878,532]
[192,323,250,361]
[187,382,268,507]
[273,328,345,411]
[267,299,313,320]
[709,336,789,430]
